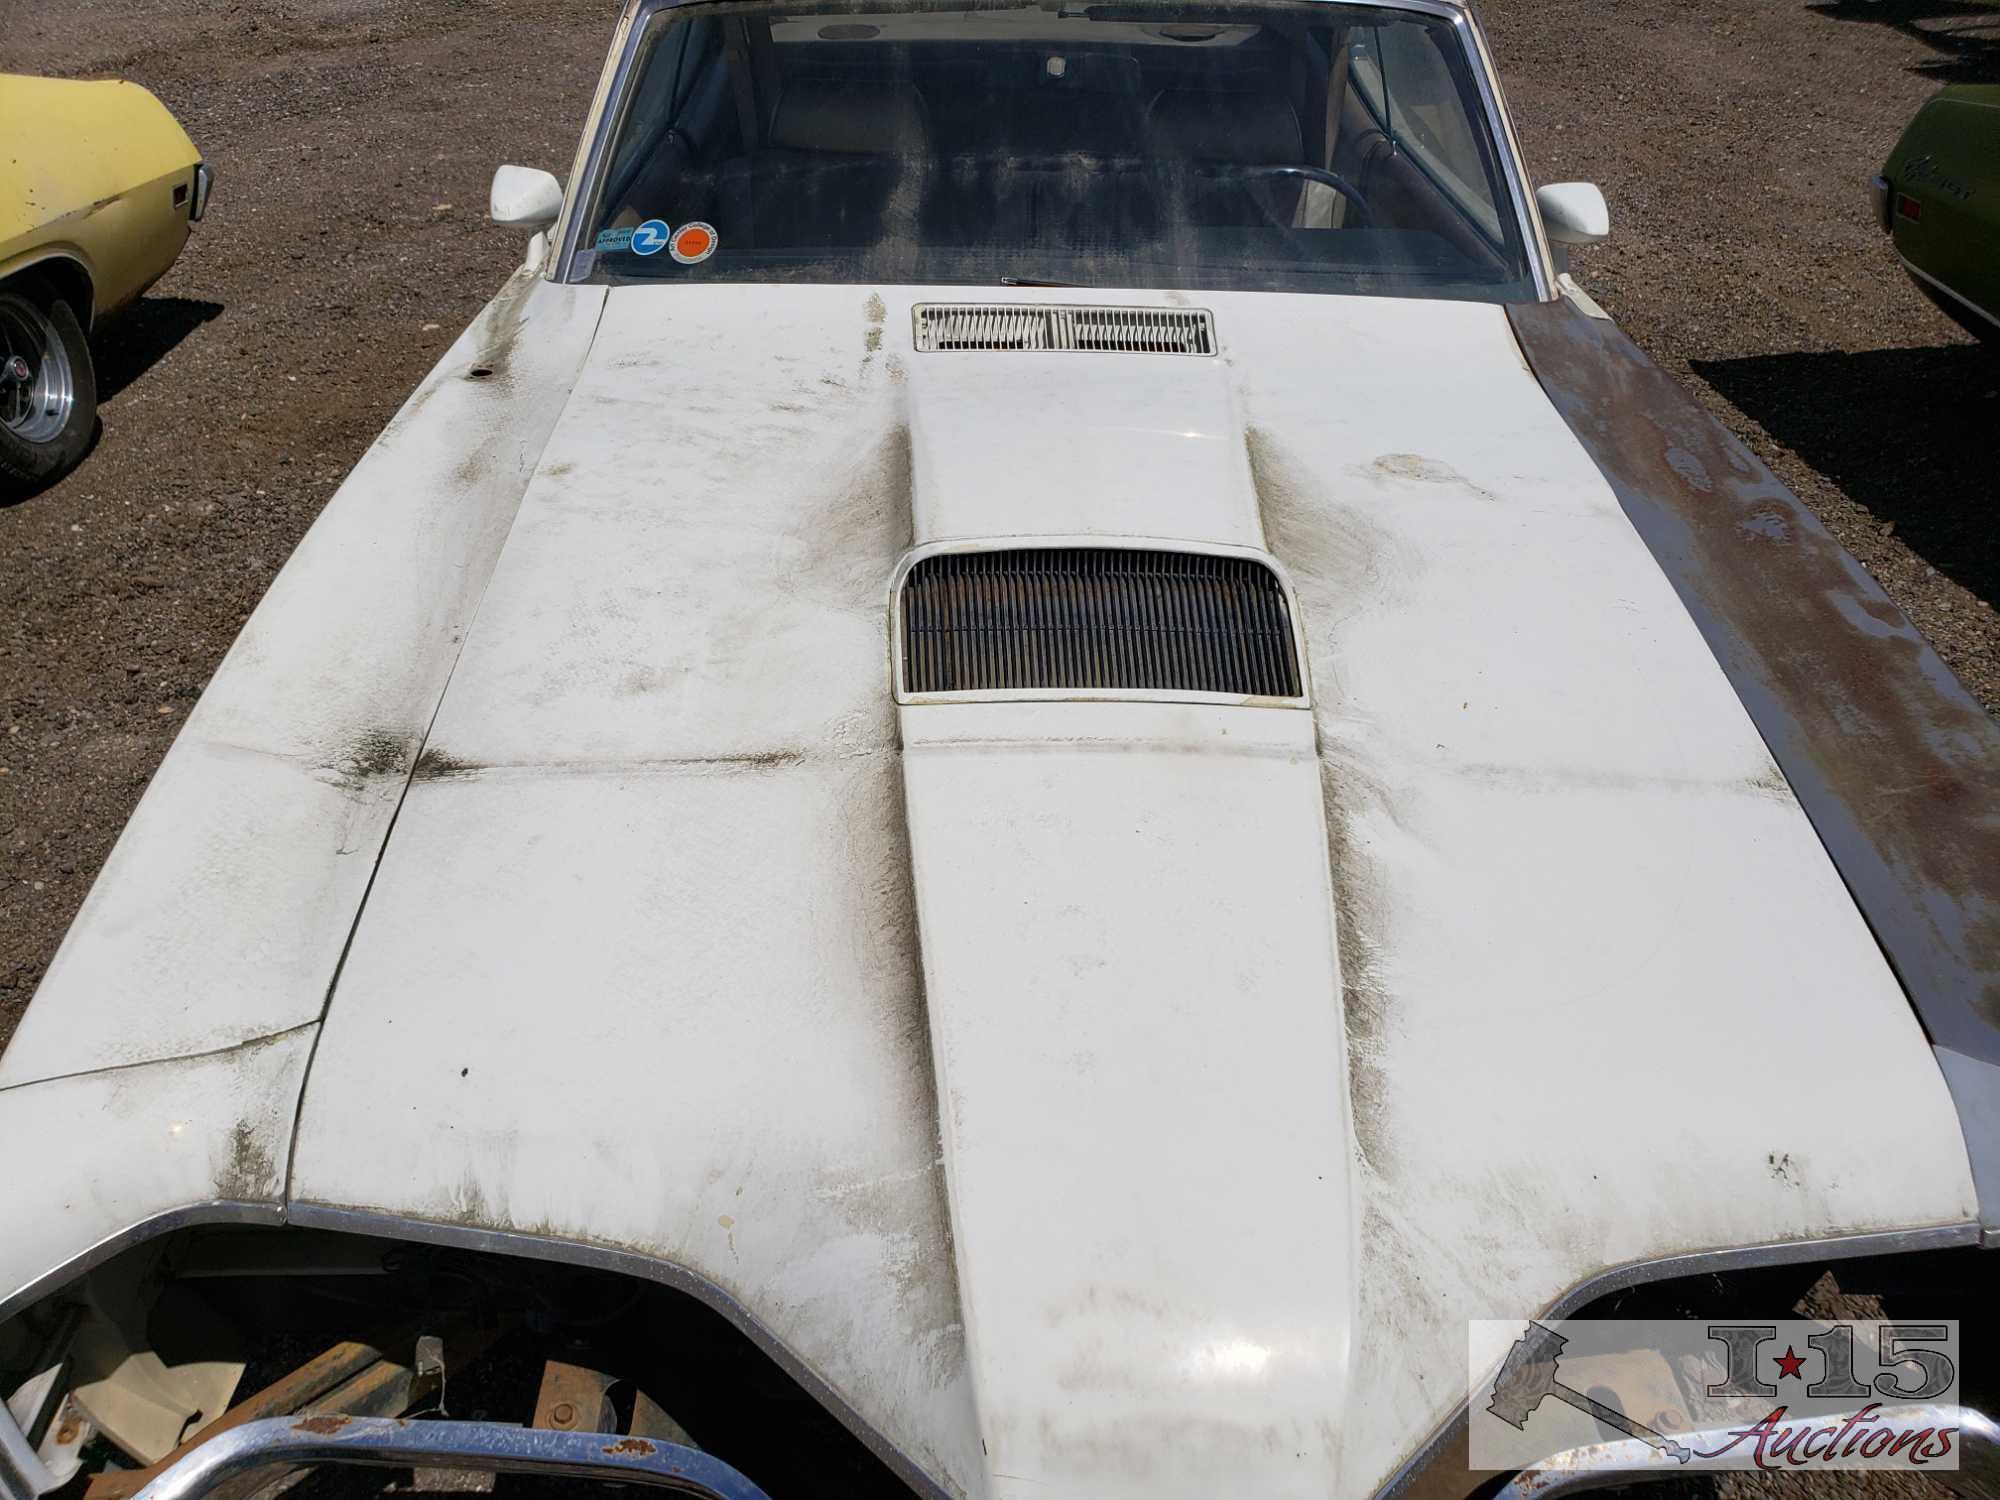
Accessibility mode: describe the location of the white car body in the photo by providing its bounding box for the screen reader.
[5,2,1997,1498]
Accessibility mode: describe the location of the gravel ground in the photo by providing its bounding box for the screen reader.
[1490,0,2000,715]
[1,0,617,1048]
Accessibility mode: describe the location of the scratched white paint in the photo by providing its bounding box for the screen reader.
[3,273,1978,1500]
[902,701,1351,1499]
[406,284,908,769]
[0,1029,311,1315]
[0,274,605,1087]
[1213,289,1977,1494]
[284,282,1969,1500]
[907,353,1265,547]
[285,288,977,1487]
[288,760,981,1489]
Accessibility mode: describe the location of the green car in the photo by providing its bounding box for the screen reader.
[1873,84,2000,342]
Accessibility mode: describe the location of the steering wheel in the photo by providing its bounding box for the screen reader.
[1200,163,1372,225]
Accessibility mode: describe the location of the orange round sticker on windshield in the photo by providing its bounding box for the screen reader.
[669,222,717,265]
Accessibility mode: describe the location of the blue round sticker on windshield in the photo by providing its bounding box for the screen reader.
[630,219,671,257]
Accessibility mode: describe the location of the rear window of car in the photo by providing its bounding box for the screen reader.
[573,0,1537,303]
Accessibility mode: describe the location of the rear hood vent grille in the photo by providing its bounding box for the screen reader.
[901,548,1302,700]
[912,304,1216,355]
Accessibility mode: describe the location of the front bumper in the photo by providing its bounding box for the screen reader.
[1496,1403,2000,1499]
[1,1416,774,1500]
[1869,173,1893,233]
[0,1410,51,1500]
[12,1402,1997,1500]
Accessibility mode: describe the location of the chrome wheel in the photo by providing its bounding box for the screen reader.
[0,293,77,445]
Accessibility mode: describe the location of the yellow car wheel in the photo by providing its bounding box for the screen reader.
[0,275,97,492]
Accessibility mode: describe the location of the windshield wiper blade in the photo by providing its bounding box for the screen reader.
[999,276,1087,288]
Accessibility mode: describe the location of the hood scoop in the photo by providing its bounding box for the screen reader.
[912,303,1216,355]
[898,546,1304,701]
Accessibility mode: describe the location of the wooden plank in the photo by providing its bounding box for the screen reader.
[211,1357,441,1500]
[84,1341,384,1500]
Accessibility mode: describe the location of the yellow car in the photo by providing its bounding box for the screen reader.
[0,74,211,490]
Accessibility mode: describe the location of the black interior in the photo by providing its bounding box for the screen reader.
[590,2,1536,298]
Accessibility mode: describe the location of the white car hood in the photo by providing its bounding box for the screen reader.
[6,280,1977,1498]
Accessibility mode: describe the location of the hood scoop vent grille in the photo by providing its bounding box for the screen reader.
[900,548,1302,701]
[912,304,1216,355]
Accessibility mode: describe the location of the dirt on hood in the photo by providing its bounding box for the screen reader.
[1,0,1995,1078]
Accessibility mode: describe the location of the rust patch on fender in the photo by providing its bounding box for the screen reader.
[602,1437,656,1456]
[1509,298,2000,1219]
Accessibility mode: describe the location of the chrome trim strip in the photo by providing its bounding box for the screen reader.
[0,1202,280,1327]
[911,301,1217,355]
[0,1401,55,1500]
[554,0,1552,300]
[0,250,98,331]
[550,1,645,282]
[1901,255,2000,335]
[1507,294,2000,1238]
[131,1418,772,1500]
[1374,1221,1983,1498]
[1455,5,1556,299]
[886,534,1315,708]
[5,1209,1978,1499]
[1493,1403,2000,1498]
[1539,1222,1976,1312]
[285,1203,956,1500]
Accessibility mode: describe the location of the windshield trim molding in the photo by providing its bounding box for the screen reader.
[551,0,648,278]
[1457,1,1557,297]
[550,0,1556,300]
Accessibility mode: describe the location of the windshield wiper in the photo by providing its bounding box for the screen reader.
[999,276,1088,288]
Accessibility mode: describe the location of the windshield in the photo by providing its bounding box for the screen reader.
[575,0,1537,301]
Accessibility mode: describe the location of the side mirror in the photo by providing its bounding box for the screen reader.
[1528,185,1608,250]
[490,165,564,230]
[1536,182,1610,246]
